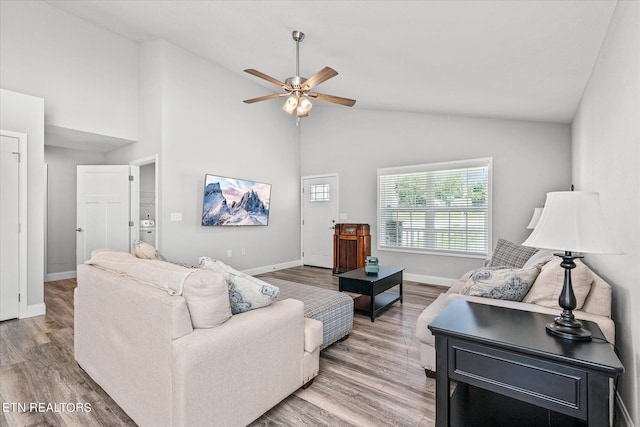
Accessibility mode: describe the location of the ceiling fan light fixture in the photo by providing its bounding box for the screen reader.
[282,95,299,114]
[297,97,312,116]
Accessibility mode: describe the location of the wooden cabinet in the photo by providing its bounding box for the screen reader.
[333,224,371,274]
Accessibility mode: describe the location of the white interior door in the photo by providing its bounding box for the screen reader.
[302,175,339,268]
[76,165,132,265]
[0,134,20,320]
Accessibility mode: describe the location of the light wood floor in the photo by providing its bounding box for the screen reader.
[0,266,447,427]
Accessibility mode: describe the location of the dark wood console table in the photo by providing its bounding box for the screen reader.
[428,300,623,427]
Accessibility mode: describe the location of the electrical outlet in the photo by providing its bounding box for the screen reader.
[241,248,246,256]
[227,249,232,257]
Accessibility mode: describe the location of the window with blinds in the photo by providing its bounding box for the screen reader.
[378,158,492,257]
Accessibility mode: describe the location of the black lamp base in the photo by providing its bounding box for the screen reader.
[545,251,592,342]
[546,321,592,341]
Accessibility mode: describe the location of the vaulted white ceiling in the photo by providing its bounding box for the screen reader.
[47,0,617,124]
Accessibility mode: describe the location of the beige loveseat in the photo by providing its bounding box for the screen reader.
[415,246,615,377]
[75,259,322,427]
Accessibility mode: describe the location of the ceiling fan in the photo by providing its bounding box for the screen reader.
[243,30,356,119]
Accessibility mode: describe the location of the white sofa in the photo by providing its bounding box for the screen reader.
[75,262,322,427]
[415,251,615,377]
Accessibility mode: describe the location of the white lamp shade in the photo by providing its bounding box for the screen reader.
[522,191,622,254]
[526,207,544,229]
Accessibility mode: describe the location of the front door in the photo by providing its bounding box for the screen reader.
[76,165,138,265]
[302,175,339,268]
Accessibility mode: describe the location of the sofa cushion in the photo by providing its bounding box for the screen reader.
[182,269,232,328]
[522,257,593,310]
[461,266,540,302]
[487,238,538,268]
[198,257,279,314]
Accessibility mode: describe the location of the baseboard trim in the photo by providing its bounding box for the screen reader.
[404,272,455,287]
[617,391,634,427]
[45,270,77,282]
[22,303,46,318]
[244,259,302,276]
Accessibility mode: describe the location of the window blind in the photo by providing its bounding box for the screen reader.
[378,158,491,257]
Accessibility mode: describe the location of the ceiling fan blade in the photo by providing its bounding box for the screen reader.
[243,93,285,104]
[244,69,288,88]
[308,92,356,107]
[302,67,338,90]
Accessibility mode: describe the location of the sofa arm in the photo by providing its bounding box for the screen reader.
[303,318,323,384]
[305,318,323,353]
[171,298,306,427]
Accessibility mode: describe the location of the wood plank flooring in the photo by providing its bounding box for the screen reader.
[0,266,447,427]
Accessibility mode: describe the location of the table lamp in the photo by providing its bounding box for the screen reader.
[522,191,622,341]
[526,207,544,229]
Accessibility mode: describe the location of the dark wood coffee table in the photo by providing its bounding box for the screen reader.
[338,266,403,322]
[428,300,624,427]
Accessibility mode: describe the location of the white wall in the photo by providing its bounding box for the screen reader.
[107,40,164,164]
[44,146,106,278]
[106,40,165,250]
[0,89,45,314]
[109,41,301,270]
[301,107,571,281]
[0,1,138,140]
[572,2,640,425]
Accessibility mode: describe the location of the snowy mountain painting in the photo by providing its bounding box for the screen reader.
[201,175,271,226]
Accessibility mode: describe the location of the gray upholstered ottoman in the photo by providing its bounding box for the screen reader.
[268,278,354,350]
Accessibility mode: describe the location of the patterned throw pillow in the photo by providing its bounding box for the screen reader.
[487,238,538,268]
[198,256,279,314]
[461,266,540,302]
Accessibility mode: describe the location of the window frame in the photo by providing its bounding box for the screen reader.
[377,157,493,259]
[309,183,331,202]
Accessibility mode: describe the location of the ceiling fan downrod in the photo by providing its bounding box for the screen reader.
[292,30,304,77]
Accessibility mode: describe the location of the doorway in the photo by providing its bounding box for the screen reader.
[0,130,28,320]
[301,174,339,268]
[131,155,158,249]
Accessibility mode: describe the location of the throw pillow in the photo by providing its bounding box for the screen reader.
[487,238,538,268]
[182,269,232,328]
[522,249,557,269]
[198,256,280,314]
[132,240,158,259]
[461,266,540,302]
[522,257,593,310]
